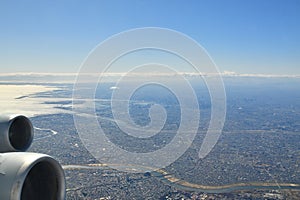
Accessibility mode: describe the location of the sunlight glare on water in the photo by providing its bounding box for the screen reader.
[0,85,64,117]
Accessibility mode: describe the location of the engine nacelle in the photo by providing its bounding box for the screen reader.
[0,115,66,200]
[0,152,66,200]
[0,115,33,152]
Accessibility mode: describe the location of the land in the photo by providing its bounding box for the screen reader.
[18,77,300,199]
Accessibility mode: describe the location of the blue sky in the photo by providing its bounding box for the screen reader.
[0,0,299,74]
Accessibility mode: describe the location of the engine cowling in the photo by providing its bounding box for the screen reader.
[0,115,66,200]
[0,152,66,200]
[0,115,33,152]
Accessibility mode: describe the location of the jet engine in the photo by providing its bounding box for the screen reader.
[0,115,66,200]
